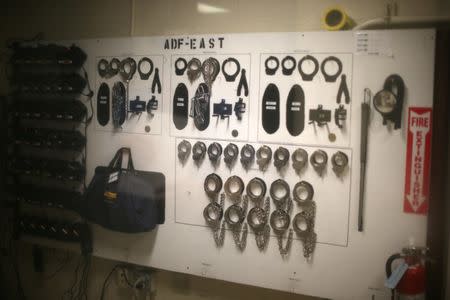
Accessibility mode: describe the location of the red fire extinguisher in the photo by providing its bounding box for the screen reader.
[385,247,427,300]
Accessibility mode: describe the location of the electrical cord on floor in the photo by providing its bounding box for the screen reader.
[80,65,93,192]
[0,212,26,300]
[43,250,73,280]
[100,264,134,300]
[61,254,91,300]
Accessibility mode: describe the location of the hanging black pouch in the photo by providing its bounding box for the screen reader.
[80,148,165,233]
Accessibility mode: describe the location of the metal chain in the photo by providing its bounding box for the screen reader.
[302,231,317,259]
[213,222,225,247]
[263,196,270,221]
[252,197,271,251]
[232,223,248,251]
[255,224,270,250]
[207,193,226,247]
[202,57,220,89]
[272,197,293,256]
[298,201,317,259]
[277,229,293,256]
[190,84,210,129]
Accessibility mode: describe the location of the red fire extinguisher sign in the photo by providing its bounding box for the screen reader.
[403,107,432,214]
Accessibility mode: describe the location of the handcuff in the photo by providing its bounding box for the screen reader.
[292,201,317,259]
[270,209,291,234]
[177,140,191,161]
[224,143,239,167]
[204,194,226,247]
[247,206,267,232]
[98,58,120,78]
[298,55,319,81]
[270,205,294,256]
[119,57,137,81]
[207,142,223,162]
[204,173,223,197]
[240,144,255,169]
[281,56,296,75]
[310,149,328,174]
[174,57,187,76]
[225,196,248,251]
[292,181,314,204]
[224,175,245,200]
[203,201,223,226]
[331,151,348,175]
[291,148,308,172]
[246,177,267,202]
[224,204,246,228]
[256,145,272,171]
[97,59,109,78]
[320,56,342,82]
[273,147,290,170]
[192,141,206,161]
[137,57,153,80]
[222,57,241,82]
[265,56,279,75]
[270,179,290,208]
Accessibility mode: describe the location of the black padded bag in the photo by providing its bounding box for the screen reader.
[81,148,165,233]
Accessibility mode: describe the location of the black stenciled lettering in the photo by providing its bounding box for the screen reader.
[199,38,205,49]
[218,37,224,48]
[171,39,178,49]
[190,38,197,49]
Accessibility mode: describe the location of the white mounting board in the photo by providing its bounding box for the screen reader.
[169,54,251,141]
[258,53,353,148]
[66,29,434,300]
[94,54,164,135]
[175,138,352,247]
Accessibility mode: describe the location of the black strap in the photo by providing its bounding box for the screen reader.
[383,74,405,130]
[336,74,350,104]
[137,57,153,80]
[108,147,135,171]
[151,68,161,94]
[237,69,248,97]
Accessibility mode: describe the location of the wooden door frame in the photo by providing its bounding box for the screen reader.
[426,29,450,300]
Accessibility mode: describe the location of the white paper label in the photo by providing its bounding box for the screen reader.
[108,171,119,183]
[355,32,393,57]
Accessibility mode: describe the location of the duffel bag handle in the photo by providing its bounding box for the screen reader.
[108,147,135,171]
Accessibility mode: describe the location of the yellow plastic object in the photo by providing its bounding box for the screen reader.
[323,7,354,31]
